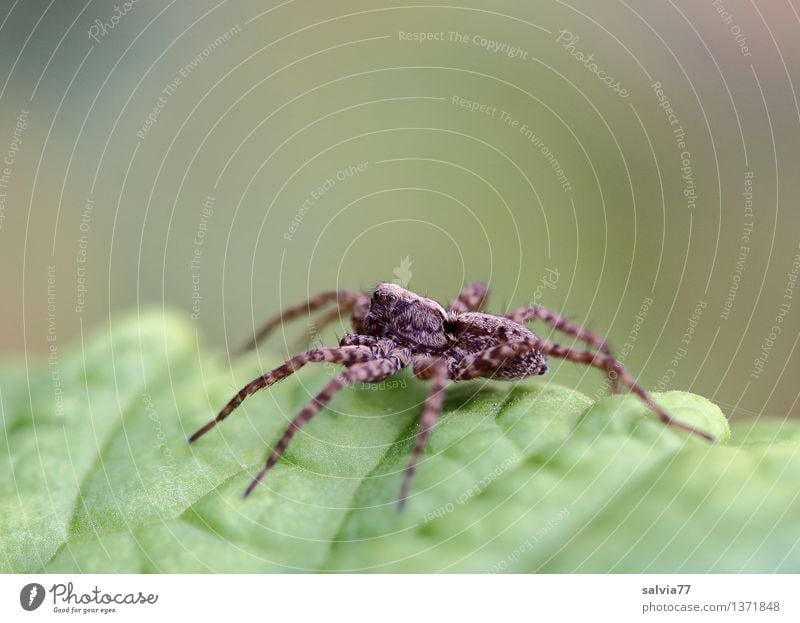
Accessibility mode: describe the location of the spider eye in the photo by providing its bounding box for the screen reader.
[373,290,397,304]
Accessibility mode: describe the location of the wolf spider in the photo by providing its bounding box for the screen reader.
[189,282,714,508]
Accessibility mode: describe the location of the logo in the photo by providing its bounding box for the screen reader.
[20,583,45,611]
[392,256,413,287]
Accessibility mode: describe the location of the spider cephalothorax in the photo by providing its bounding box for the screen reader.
[190,282,714,508]
[362,283,451,351]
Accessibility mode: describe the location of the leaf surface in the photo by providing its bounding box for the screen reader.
[1,312,797,572]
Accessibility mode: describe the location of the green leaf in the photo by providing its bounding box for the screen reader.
[1,311,798,572]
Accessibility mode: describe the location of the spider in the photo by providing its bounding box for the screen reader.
[189,282,714,508]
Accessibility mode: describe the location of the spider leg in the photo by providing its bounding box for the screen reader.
[397,356,450,509]
[350,294,372,333]
[449,282,489,313]
[338,333,382,347]
[233,290,365,356]
[505,305,619,393]
[243,352,410,497]
[188,345,374,443]
[454,337,714,442]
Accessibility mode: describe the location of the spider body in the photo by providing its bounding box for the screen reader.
[360,283,546,378]
[190,281,713,508]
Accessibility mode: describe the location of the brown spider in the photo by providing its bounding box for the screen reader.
[189,282,714,508]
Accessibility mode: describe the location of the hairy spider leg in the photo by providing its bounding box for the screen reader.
[397,357,450,509]
[505,305,620,393]
[243,354,410,497]
[188,345,375,442]
[449,282,490,313]
[454,337,715,442]
[233,290,365,356]
[338,334,383,347]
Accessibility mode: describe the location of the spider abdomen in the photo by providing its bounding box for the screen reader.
[451,312,548,378]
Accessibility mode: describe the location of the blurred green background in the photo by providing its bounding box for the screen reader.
[1,0,798,423]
